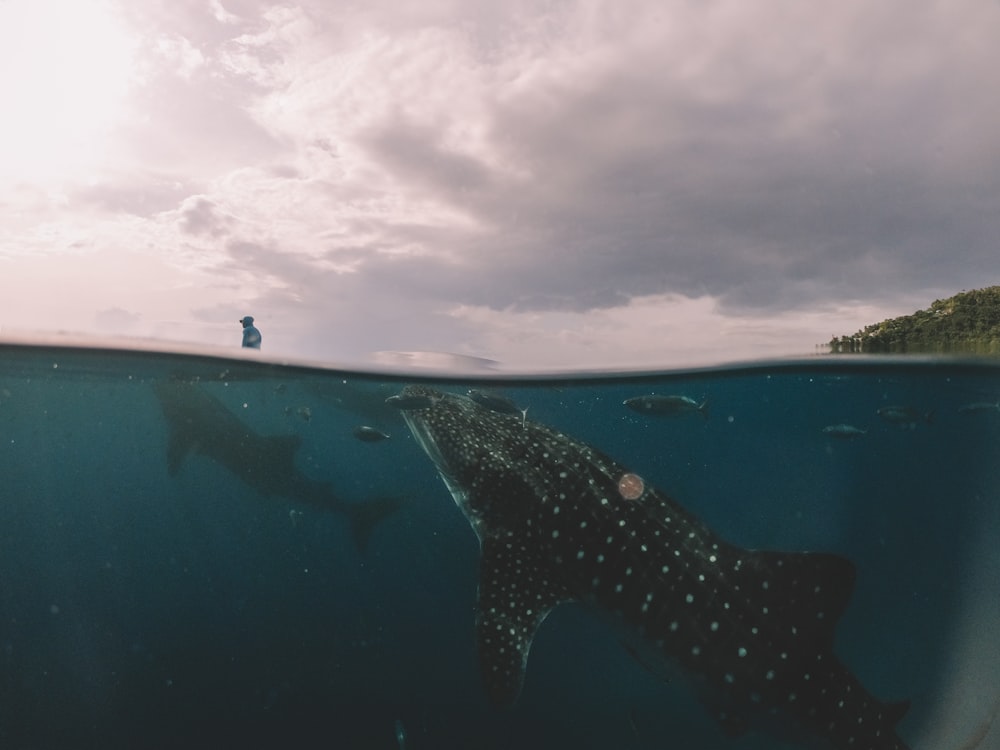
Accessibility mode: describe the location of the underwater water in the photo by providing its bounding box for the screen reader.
[0,344,998,750]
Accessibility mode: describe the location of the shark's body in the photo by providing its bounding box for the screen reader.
[398,385,910,750]
[154,379,401,550]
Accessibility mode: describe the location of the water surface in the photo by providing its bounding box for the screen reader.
[1,344,997,749]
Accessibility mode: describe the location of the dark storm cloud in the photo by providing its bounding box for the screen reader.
[145,0,995,370]
[302,0,1000,318]
[360,116,496,196]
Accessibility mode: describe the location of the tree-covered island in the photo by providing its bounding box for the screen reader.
[829,286,1000,354]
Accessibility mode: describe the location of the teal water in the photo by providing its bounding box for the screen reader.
[0,344,997,749]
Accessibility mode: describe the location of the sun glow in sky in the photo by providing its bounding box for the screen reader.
[1,0,999,369]
[0,0,137,181]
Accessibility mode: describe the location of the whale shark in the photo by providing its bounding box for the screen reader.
[397,385,911,750]
[154,379,402,551]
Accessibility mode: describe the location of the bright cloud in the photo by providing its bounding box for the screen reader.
[0,0,138,181]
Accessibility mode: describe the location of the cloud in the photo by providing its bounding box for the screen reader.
[176,196,233,236]
[4,0,1000,366]
[94,306,142,333]
[209,0,240,25]
[74,174,193,217]
[154,33,206,78]
[198,0,999,321]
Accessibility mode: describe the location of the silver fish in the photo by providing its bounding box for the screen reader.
[822,424,868,439]
[353,425,391,442]
[958,401,1000,414]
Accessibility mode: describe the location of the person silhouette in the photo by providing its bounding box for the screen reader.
[239,316,261,349]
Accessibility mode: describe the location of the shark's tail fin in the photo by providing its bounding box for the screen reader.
[292,480,404,552]
[343,496,405,553]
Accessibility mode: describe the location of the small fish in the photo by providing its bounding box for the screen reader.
[876,406,933,429]
[468,389,521,414]
[822,424,868,439]
[958,401,1000,415]
[385,393,434,410]
[353,425,390,443]
[624,394,709,420]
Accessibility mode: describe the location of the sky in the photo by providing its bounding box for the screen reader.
[1,0,999,370]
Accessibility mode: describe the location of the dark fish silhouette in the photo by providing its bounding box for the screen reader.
[385,393,435,410]
[154,379,401,551]
[467,389,522,415]
[876,406,933,429]
[624,394,709,420]
[398,385,910,750]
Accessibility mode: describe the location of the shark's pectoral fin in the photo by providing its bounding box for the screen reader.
[475,535,573,707]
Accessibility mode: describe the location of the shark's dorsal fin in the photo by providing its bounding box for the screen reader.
[475,534,573,706]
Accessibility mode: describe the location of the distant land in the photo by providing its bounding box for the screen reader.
[829,286,1000,354]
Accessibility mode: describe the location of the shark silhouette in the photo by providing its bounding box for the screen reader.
[397,385,911,750]
[154,379,402,551]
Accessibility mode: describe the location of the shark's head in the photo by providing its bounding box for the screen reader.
[391,384,452,458]
[396,385,500,533]
[397,384,633,543]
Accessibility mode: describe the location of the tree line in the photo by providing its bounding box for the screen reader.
[829,286,1000,354]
